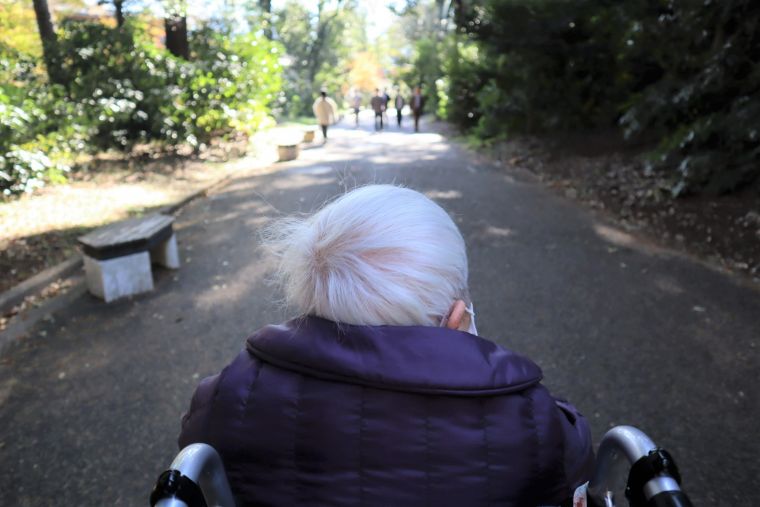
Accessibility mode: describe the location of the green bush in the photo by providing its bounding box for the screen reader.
[1,20,283,198]
[618,1,760,194]
[438,35,484,130]
[1,50,75,196]
[447,0,760,195]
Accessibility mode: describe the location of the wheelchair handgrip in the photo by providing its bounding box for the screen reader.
[150,443,236,507]
[588,426,693,507]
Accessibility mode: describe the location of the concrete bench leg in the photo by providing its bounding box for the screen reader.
[150,233,180,269]
[83,252,154,303]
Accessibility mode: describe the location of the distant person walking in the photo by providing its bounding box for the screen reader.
[352,92,362,127]
[410,86,424,132]
[394,93,405,127]
[382,88,391,127]
[370,89,385,131]
[313,90,338,142]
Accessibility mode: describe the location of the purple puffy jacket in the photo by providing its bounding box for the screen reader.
[179,316,594,506]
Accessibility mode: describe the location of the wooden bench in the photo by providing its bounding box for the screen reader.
[78,214,180,302]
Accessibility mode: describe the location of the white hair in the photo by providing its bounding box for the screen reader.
[262,185,469,326]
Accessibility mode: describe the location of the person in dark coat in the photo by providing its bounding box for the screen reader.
[179,185,595,507]
[410,85,425,132]
[370,88,385,131]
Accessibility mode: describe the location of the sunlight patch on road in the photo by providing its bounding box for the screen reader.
[594,224,636,247]
[653,276,685,294]
[289,165,334,175]
[485,226,514,238]
[593,222,668,256]
[192,259,269,310]
[426,190,462,200]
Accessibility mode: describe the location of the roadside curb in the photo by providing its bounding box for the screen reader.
[0,277,88,356]
[0,255,83,315]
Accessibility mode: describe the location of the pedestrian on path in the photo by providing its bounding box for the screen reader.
[352,91,362,127]
[382,87,391,127]
[410,85,424,132]
[312,90,337,142]
[394,93,405,127]
[370,88,385,131]
[178,185,594,507]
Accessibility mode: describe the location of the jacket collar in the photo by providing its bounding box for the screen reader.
[246,316,542,396]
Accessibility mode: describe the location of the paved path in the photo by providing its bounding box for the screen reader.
[1,115,758,506]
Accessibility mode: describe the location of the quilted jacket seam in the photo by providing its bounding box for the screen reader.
[293,373,304,506]
[424,401,431,507]
[359,386,366,507]
[238,357,262,433]
[527,390,541,505]
[481,398,493,507]
[557,404,568,498]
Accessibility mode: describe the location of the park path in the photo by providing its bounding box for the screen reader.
[1,114,758,505]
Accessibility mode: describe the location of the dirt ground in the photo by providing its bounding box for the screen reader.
[480,132,760,287]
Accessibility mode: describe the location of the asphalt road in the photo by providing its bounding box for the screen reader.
[1,114,758,506]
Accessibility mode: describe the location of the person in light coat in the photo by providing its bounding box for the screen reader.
[312,90,338,142]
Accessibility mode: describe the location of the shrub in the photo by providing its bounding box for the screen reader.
[446,0,760,195]
[1,20,283,198]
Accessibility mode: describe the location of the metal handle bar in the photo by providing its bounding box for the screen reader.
[152,443,236,507]
[588,426,692,507]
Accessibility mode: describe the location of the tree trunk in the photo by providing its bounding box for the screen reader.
[259,0,272,38]
[32,0,64,83]
[165,16,189,59]
[306,0,344,85]
[114,0,125,27]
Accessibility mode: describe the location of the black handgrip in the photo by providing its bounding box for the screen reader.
[150,469,208,507]
[626,449,682,507]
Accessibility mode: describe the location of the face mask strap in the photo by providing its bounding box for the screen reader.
[465,303,478,336]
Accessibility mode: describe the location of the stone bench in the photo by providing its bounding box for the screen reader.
[302,128,316,143]
[277,143,299,161]
[78,214,180,302]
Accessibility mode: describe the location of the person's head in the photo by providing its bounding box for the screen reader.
[414,86,421,94]
[263,185,471,328]
[375,88,381,95]
[320,90,327,98]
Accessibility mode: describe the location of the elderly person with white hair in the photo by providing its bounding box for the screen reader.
[178,185,594,506]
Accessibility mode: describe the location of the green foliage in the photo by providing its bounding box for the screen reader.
[438,35,485,130]
[1,19,283,198]
[274,1,364,118]
[447,0,760,195]
[402,37,443,113]
[1,49,76,196]
[0,1,42,57]
[394,0,457,118]
[618,0,760,194]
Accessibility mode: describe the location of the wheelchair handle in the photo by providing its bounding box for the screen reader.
[588,426,693,507]
[151,443,236,507]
